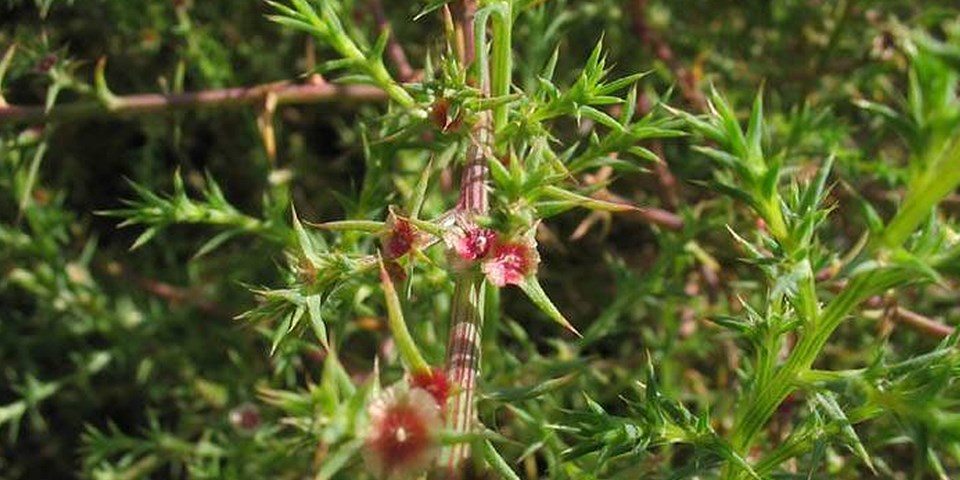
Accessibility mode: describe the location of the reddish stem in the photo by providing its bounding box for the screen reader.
[0,81,386,124]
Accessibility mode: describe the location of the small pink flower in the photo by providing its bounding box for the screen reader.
[481,239,540,287]
[364,385,442,480]
[444,224,498,273]
[452,226,497,261]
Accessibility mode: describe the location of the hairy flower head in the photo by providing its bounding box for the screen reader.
[450,226,497,261]
[363,384,442,480]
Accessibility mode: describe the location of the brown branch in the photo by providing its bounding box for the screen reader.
[651,141,680,210]
[0,81,387,124]
[623,32,685,226]
[893,306,955,340]
[592,188,685,231]
[368,0,416,82]
[828,279,956,341]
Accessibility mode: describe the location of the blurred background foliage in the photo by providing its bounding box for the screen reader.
[2,0,960,478]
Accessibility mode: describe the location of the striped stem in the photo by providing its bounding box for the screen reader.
[440,0,503,474]
[440,113,491,476]
[440,274,486,475]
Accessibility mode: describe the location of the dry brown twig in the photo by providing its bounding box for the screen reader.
[0,79,386,124]
[98,261,230,317]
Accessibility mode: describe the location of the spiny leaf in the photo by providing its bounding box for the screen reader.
[308,220,384,232]
[479,439,522,480]
[378,256,429,373]
[305,293,329,350]
[745,86,764,167]
[540,185,636,213]
[292,207,324,269]
[813,392,875,474]
[407,158,434,220]
[414,0,456,21]
[315,438,363,480]
[518,276,581,337]
[482,374,577,402]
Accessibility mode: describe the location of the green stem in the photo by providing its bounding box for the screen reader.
[440,274,486,473]
[721,139,959,476]
[763,197,789,244]
[724,267,915,479]
[368,60,416,108]
[490,2,512,130]
[882,138,960,248]
[304,2,415,108]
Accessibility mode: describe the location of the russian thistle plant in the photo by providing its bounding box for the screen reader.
[6,1,960,479]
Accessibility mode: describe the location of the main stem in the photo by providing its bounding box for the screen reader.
[441,1,512,475]
[440,125,491,476]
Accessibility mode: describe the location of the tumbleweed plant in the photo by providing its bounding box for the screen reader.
[4,0,960,478]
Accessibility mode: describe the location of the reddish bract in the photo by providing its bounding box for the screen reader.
[410,368,451,407]
[383,216,417,260]
[482,240,538,287]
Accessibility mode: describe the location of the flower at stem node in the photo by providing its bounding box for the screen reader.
[481,237,540,287]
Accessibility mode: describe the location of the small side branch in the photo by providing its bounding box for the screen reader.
[0,81,386,124]
[872,305,956,340]
[456,0,478,68]
[894,306,955,339]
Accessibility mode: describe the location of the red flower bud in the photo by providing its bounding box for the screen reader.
[430,98,463,133]
[445,223,498,273]
[451,226,497,262]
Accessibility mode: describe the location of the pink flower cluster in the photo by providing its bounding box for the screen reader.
[450,226,496,261]
[446,224,539,287]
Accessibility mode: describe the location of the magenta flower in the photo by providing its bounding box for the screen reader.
[444,223,498,273]
[481,238,540,287]
[451,226,497,261]
[363,385,442,480]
